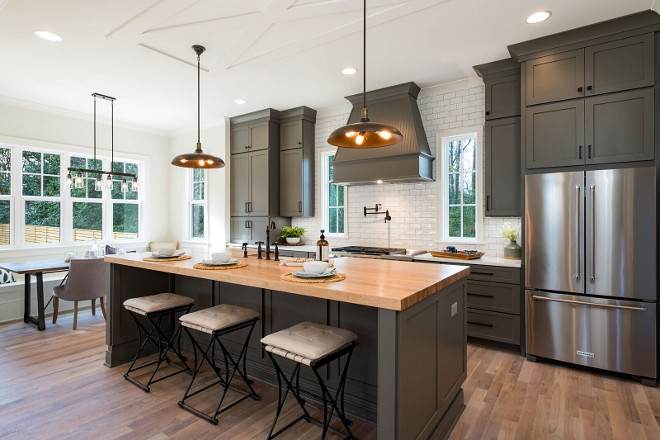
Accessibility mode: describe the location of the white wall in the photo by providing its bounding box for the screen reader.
[292,78,522,258]
[169,122,229,252]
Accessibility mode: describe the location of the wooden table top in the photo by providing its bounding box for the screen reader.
[0,259,69,274]
[105,250,470,311]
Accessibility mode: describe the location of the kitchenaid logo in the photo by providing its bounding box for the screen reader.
[577,350,595,358]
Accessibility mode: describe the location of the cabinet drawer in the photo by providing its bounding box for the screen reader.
[467,281,520,314]
[468,266,520,284]
[467,309,520,345]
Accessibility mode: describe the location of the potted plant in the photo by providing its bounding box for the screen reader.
[279,226,306,245]
[501,222,521,259]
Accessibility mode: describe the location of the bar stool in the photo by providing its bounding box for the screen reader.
[261,321,358,439]
[177,304,260,424]
[122,293,194,392]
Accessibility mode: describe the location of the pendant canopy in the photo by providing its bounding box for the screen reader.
[172,45,225,169]
[327,0,402,149]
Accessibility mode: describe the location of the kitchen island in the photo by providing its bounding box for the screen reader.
[104,251,470,440]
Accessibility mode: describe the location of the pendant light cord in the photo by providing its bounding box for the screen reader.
[111,99,114,170]
[198,53,201,145]
[363,0,366,111]
[93,96,97,161]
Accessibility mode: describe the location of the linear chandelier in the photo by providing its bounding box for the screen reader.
[66,93,137,193]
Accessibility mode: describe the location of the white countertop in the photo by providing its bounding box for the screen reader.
[412,253,521,268]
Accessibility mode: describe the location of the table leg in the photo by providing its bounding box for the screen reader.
[24,273,31,323]
[36,272,46,331]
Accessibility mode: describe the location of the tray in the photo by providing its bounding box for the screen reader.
[428,250,484,260]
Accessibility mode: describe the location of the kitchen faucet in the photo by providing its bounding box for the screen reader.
[265,221,276,260]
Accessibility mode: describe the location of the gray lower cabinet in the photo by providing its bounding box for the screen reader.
[585,88,654,164]
[525,49,585,106]
[485,117,520,216]
[230,153,249,216]
[248,150,269,216]
[230,217,268,244]
[467,309,521,345]
[525,100,585,169]
[485,74,520,120]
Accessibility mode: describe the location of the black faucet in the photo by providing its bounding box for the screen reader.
[274,243,280,262]
[241,242,248,258]
[265,221,276,261]
[255,241,264,259]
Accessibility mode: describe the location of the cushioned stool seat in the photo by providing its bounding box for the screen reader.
[261,321,357,366]
[180,304,260,334]
[123,293,194,315]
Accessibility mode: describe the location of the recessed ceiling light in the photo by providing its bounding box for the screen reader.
[35,31,62,42]
[526,11,551,24]
[234,99,246,105]
[342,67,357,75]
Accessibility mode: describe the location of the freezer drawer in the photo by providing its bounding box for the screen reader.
[526,290,656,378]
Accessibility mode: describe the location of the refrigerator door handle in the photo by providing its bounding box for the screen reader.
[575,185,581,280]
[590,185,595,281]
[531,295,646,312]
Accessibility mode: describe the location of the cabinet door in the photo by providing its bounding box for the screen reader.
[485,117,520,216]
[230,153,250,216]
[585,88,654,164]
[248,150,269,216]
[585,34,654,96]
[280,120,303,151]
[250,217,268,243]
[525,49,584,105]
[249,121,269,151]
[230,217,250,244]
[525,100,585,169]
[231,124,249,154]
[485,74,520,120]
[280,149,303,216]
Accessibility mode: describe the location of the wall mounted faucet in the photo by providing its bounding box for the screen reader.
[364,204,392,223]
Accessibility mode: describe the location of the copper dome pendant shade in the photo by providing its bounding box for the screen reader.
[172,45,225,169]
[327,0,402,149]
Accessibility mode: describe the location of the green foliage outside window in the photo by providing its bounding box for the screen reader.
[447,138,476,238]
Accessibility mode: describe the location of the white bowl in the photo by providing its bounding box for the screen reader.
[156,247,176,257]
[212,252,232,263]
[303,261,329,274]
[286,237,301,244]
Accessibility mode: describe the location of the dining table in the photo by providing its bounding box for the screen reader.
[0,259,70,331]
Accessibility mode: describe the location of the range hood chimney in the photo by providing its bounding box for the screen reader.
[331,82,434,185]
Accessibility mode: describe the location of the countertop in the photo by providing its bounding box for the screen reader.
[105,249,470,311]
[412,253,521,268]
[227,243,318,253]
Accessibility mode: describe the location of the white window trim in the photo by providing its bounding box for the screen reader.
[187,168,208,242]
[319,147,348,238]
[0,141,145,250]
[436,125,484,245]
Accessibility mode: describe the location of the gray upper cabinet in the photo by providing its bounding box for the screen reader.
[485,75,520,120]
[249,121,269,151]
[585,88,654,164]
[525,49,585,106]
[584,34,654,97]
[248,150,269,216]
[525,100,585,169]
[230,125,249,155]
[485,117,521,216]
[278,106,316,217]
[230,217,269,244]
[230,119,269,154]
[230,153,249,216]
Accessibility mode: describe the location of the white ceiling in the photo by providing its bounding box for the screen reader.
[0,0,655,132]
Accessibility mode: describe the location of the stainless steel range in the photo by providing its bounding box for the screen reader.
[332,246,407,256]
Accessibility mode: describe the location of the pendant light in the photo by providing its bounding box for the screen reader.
[327,0,403,149]
[171,45,225,169]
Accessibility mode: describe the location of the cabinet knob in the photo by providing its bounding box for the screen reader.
[587,85,592,91]
[298,141,303,145]
[485,111,490,115]
[577,87,583,92]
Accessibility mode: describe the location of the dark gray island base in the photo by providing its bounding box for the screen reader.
[105,255,468,440]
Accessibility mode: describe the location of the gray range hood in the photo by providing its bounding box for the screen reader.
[331,82,434,185]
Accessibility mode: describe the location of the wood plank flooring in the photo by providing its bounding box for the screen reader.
[1,314,659,439]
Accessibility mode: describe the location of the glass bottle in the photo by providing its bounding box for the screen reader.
[316,229,329,262]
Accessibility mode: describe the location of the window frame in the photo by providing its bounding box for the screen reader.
[0,147,15,248]
[188,168,208,241]
[437,126,484,245]
[320,148,348,238]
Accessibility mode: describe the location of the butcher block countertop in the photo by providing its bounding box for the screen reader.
[105,249,470,311]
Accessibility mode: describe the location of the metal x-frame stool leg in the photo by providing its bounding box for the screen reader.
[124,304,193,392]
[178,318,260,424]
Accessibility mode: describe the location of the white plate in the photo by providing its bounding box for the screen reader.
[151,250,185,258]
[293,268,337,279]
[202,258,239,266]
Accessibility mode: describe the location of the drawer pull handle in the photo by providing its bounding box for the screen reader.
[468,321,494,327]
[532,295,646,311]
[468,293,494,298]
[471,271,494,276]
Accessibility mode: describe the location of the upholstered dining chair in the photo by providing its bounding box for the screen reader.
[52,257,110,330]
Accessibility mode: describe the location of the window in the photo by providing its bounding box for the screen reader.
[190,169,205,239]
[439,129,482,242]
[70,156,103,241]
[0,148,11,245]
[110,161,139,240]
[321,150,346,236]
[23,150,61,244]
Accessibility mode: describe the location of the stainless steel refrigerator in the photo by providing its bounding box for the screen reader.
[525,167,657,381]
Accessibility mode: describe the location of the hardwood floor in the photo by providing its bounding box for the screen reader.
[1,315,659,439]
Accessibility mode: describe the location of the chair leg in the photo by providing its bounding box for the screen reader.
[52,297,59,324]
[100,297,107,320]
[91,299,96,316]
[73,301,78,330]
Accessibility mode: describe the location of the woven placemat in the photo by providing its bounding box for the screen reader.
[280,272,346,283]
[193,261,248,270]
[142,255,192,262]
